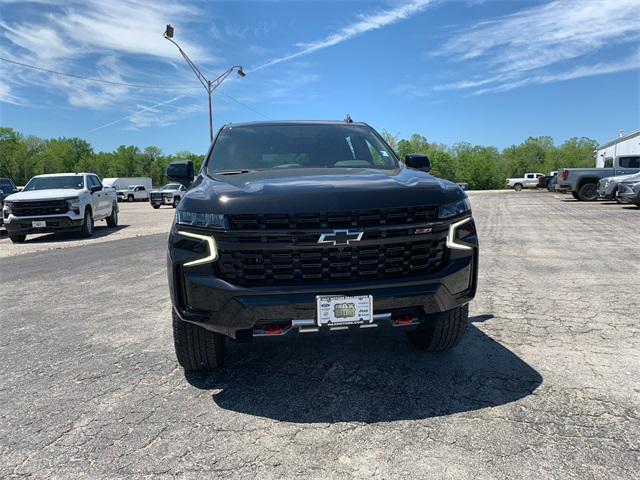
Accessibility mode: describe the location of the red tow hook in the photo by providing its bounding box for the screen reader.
[263,324,284,335]
[393,315,413,326]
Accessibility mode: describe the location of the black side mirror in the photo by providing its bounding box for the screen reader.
[167,160,194,187]
[404,153,431,172]
[90,185,102,193]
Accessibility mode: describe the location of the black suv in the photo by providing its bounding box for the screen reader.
[167,121,478,371]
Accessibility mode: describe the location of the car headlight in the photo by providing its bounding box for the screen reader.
[66,197,81,209]
[3,201,12,214]
[176,230,218,266]
[437,198,471,219]
[176,210,227,229]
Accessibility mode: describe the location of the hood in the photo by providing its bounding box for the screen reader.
[5,189,83,202]
[601,173,640,184]
[180,167,464,214]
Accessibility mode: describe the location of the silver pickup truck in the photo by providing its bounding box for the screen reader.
[556,156,640,201]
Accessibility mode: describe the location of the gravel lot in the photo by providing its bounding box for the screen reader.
[1,192,638,479]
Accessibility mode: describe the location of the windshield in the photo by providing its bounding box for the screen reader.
[206,124,397,174]
[162,184,180,190]
[24,175,84,191]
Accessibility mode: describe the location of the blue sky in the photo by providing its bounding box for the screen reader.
[0,0,639,155]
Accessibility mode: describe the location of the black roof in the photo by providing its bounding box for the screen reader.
[222,120,369,129]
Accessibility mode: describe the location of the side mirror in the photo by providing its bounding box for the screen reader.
[167,160,194,187]
[90,185,102,193]
[404,153,431,172]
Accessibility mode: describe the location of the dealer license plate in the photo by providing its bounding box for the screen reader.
[32,221,46,228]
[316,295,373,326]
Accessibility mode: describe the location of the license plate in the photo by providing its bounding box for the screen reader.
[32,220,46,228]
[316,295,373,326]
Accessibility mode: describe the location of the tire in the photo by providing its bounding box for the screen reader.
[9,233,26,243]
[172,311,226,372]
[80,208,94,237]
[127,195,134,202]
[514,183,523,192]
[571,192,580,200]
[406,304,468,352]
[152,204,160,209]
[106,204,118,227]
[577,183,598,201]
[172,197,180,208]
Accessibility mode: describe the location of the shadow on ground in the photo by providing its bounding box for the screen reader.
[17,224,129,244]
[187,315,542,423]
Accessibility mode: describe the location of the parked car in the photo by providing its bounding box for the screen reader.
[546,174,559,192]
[117,184,150,202]
[537,174,555,189]
[556,156,640,201]
[617,180,640,206]
[597,172,640,201]
[0,180,19,228]
[2,173,118,243]
[506,173,544,191]
[165,120,478,372]
[149,183,186,209]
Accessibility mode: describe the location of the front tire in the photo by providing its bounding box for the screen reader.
[577,183,598,201]
[9,233,26,243]
[406,304,468,351]
[172,197,180,208]
[80,208,94,237]
[152,204,160,209]
[106,204,118,227]
[127,195,134,203]
[173,312,226,372]
[514,183,523,192]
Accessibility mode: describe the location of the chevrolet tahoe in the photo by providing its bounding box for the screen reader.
[166,121,479,372]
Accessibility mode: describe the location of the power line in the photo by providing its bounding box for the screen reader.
[0,56,198,90]
[217,91,272,120]
[1,55,273,122]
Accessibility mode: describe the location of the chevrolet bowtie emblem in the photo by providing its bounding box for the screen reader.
[318,229,364,246]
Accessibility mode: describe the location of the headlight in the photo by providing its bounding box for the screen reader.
[176,230,218,266]
[437,198,471,219]
[66,197,81,213]
[3,201,12,214]
[176,211,227,229]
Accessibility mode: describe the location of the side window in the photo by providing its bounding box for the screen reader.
[604,158,613,168]
[619,156,640,168]
[139,186,146,191]
[87,176,97,189]
[90,175,102,188]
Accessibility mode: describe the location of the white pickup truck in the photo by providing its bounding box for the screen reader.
[2,173,118,243]
[506,173,545,191]
[117,185,150,202]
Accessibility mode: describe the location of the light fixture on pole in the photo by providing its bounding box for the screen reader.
[163,24,246,142]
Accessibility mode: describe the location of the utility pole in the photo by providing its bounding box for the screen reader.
[163,24,246,143]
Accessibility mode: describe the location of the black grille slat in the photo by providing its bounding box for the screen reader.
[228,206,437,231]
[217,238,447,286]
[12,200,69,217]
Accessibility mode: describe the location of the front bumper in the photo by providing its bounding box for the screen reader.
[618,190,640,204]
[167,220,478,339]
[4,215,83,234]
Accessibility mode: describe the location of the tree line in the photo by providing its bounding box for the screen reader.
[1,126,597,189]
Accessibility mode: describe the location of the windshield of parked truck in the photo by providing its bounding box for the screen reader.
[162,184,180,190]
[24,175,84,191]
[206,124,398,174]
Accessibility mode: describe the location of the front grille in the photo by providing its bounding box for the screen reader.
[228,206,438,230]
[12,200,69,217]
[150,192,163,200]
[216,238,447,286]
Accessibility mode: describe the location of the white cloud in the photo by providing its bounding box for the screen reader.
[250,0,434,72]
[0,0,211,118]
[431,0,640,94]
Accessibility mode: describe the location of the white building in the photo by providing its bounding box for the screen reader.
[595,130,640,168]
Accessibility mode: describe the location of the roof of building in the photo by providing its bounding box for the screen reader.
[597,130,640,150]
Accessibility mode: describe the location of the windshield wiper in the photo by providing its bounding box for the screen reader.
[212,169,254,175]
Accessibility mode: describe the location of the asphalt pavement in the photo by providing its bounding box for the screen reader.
[1,192,638,479]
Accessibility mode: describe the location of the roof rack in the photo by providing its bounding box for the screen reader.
[344,114,353,123]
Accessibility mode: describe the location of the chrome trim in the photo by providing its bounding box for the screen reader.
[178,230,218,266]
[446,217,473,251]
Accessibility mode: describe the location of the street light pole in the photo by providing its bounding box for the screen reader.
[163,24,246,143]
